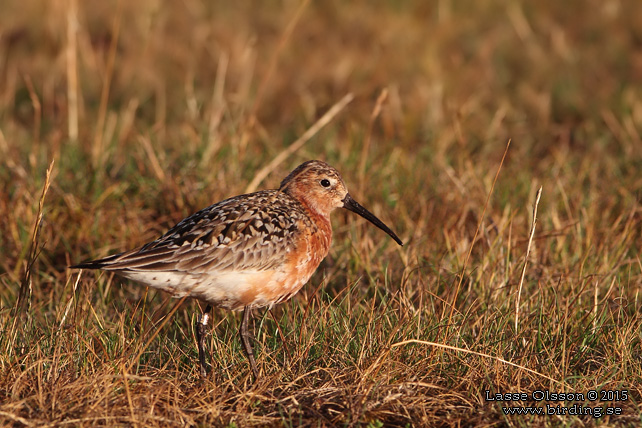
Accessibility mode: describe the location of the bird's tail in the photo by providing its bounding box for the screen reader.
[69,252,125,270]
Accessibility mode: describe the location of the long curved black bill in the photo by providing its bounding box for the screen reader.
[342,194,403,246]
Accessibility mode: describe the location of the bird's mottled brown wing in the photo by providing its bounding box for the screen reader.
[74,190,315,274]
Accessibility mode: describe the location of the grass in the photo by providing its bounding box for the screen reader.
[1,0,641,426]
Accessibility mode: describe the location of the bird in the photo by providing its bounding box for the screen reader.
[72,160,403,379]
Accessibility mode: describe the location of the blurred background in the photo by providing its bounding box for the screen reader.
[3,0,641,160]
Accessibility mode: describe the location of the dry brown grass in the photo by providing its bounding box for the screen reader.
[1,0,642,426]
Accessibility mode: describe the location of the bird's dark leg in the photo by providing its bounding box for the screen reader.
[196,304,212,377]
[240,306,260,379]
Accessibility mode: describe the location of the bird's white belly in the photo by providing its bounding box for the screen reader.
[118,268,307,311]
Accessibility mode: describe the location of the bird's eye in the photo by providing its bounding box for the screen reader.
[320,179,331,188]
